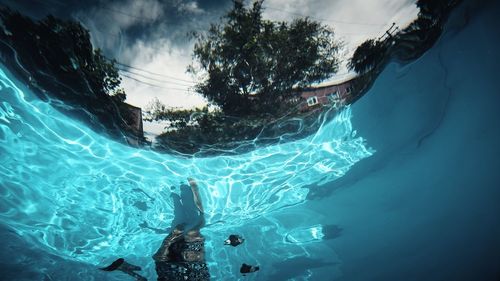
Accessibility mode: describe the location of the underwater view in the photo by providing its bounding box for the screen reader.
[1,0,499,280]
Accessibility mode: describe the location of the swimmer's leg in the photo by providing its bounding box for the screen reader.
[187,177,206,232]
[188,178,204,214]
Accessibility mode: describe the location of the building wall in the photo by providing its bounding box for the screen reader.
[121,103,144,146]
[298,80,353,111]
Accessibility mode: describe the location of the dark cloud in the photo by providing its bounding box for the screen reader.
[0,0,231,57]
[1,0,95,20]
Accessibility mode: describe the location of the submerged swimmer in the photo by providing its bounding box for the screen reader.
[224,234,244,247]
[101,178,209,281]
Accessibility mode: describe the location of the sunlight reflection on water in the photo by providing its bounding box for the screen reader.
[0,66,373,279]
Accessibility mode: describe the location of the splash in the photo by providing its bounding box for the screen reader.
[0,65,373,279]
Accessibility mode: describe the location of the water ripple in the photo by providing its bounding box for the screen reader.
[0,65,373,279]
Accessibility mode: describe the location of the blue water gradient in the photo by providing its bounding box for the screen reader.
[0,59,372,280]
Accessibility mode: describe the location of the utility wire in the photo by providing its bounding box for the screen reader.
[119,73,193,92]
[38,0,388,38]
[53,0,388,29]
[114,61,196,83]
[32,0,388,88]
[34,0,388,29]
[262,5,386,27]
[118,68,196,87]
[97,2,387,28]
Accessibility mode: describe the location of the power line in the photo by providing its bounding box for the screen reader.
[40,0,387,39]
[119,73,193,92]
[114,61,196,83]
[99,4,385,28]
[34,0,387,29]
[262,5,386,27]
[118,67,196,87]
[34,0,386,87]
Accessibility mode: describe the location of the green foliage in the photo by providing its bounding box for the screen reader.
[144,98,211,128]
[416,0,448,16]
[348,39,387,74]
[0,7,136,141]
[36,15,125,98]
[84,49,124,97]
[189,0,339,117]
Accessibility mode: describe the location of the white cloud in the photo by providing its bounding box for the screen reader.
[75,0,221,136]
[261,0,419,82]
[119,38,207,110]
[177,1,205,14]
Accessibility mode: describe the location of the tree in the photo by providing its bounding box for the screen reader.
[189,0,340,117]
[144,98,210,128]
[85,48,124,98]
[37,15,125,99]
[348,39,387,74]
[416,0,448,17]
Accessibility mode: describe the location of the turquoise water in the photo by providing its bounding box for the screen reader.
[0,60,372,280]
[1,0,500,280]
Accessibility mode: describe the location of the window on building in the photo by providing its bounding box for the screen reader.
[307,96,318,106]
[327,91,339,103]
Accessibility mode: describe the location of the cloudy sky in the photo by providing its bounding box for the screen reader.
[1,0,418,134]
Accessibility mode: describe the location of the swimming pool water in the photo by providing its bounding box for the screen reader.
[1,0,500,280]
[0,59,372,280]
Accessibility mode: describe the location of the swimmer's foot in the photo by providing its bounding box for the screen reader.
[100,258,146,281]
[100,258,125,271]
[240,263,260,275]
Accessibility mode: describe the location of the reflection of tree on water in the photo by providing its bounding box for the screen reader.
[348,0,461,75]
[0,0,464,156]
[101,178,209,281]
[146,0,342,155]
[149,0,462,156]
[0,7,146,144]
